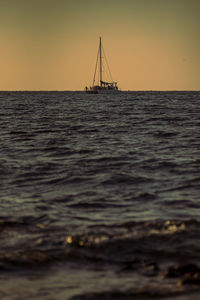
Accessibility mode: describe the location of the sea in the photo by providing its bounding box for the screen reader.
[0,91,200,300]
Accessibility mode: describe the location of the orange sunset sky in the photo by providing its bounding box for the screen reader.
[0,0,199,91]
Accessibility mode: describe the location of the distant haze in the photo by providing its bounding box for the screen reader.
[0,0,199,90]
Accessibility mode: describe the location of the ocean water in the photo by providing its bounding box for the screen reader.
[0,91,200,300]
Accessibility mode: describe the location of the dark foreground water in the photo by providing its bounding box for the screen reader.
[0,91,200,300]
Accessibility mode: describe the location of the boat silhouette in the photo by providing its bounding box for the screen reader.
[85,37,120,94]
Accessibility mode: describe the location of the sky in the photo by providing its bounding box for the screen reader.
[0,0,199,90]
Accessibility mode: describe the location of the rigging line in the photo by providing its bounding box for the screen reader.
[102,45,113,82]
[92,44,100,87]
[103,63,111,82]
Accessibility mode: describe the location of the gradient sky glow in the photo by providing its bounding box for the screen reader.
[0,0,199,90]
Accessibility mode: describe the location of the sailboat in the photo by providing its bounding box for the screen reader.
[85,37,120,94]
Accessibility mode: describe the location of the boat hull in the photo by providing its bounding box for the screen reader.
[96,89,121,94]
[86,89,121,94]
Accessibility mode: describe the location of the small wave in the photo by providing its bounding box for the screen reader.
[68,201,123,209]
[134,192,156,202]
[0,214,51,232]
[153,130,178,138]
[162,199,200,209]
[65,219,200,267]
[102,173,151,185]
[69,284,199,300]
[9,131,28,135]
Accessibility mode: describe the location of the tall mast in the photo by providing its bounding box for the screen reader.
[99,37,102,87]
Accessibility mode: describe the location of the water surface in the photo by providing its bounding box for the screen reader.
[0,91,200,299]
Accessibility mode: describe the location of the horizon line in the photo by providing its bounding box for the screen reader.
[0,90,199,92]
